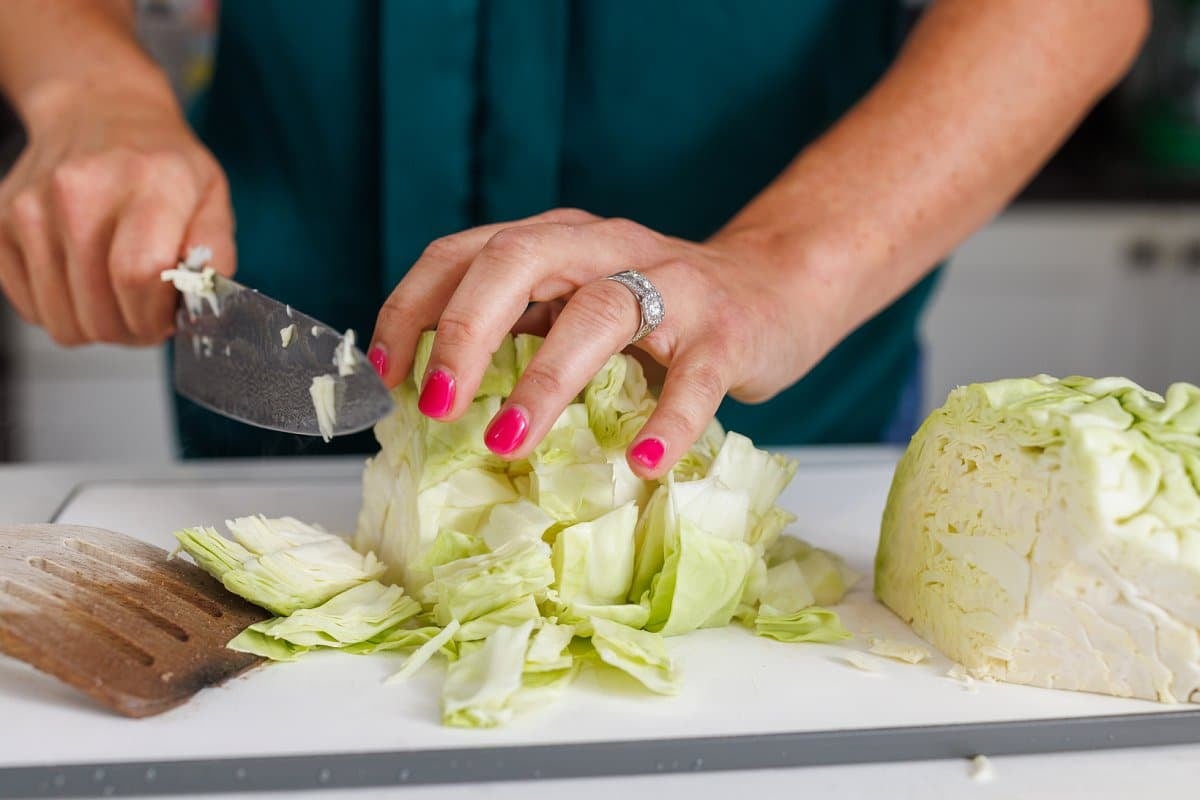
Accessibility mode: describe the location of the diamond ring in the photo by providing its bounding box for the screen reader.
[604,270,665,344]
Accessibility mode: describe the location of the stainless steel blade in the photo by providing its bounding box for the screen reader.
[171,274,393,437]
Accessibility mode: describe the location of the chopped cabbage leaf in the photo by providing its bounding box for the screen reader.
[252,581,420,648]
[429,539,555,626]
[552,502,638,609]
[455,594,541,641]
[387,620,461,683]
[477,499,555,551]
[584,353,655,448]
[589,617,678,695]
[417,530,488,572]
[442,621,535,728]
[174,517,384,616]
[227,626,309,661]
[754,607,850,643]
[525,622,575,673]
[342,625,450,656]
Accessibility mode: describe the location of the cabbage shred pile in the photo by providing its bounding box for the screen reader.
[175,333,855,728]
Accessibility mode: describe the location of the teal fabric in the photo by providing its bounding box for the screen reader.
[178,0,934,457]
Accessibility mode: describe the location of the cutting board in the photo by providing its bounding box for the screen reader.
[2,453,1197,798]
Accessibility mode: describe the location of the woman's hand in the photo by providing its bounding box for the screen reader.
[0,80,234,346]
[369,209,828,478]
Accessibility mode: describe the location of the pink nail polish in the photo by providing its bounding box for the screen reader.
[367,346,388,378]
[418,369,455,417]
[630,438,665,470]
[485,406,529,455]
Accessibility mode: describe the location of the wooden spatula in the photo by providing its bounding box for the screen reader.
[0,524,269,718]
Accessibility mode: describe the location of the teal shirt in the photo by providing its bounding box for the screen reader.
[179,0,938,458]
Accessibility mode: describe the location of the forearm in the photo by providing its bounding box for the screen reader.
[0,0,173,132]
[719,0,1149,351]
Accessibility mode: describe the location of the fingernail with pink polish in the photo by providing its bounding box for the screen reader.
[485,406,529,455]
[367,345,388,378]
[418,368,455,417]
[630,437,665,470]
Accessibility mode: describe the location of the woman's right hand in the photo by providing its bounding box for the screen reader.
[0,79,235,346]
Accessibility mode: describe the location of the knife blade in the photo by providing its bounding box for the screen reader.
[169,267,393,439]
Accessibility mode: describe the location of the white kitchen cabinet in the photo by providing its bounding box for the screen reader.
[921,206,1200,413]
[2,312,174,463]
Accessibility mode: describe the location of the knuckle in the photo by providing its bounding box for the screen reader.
[434,312,483,351]
[50,160,91,200]
[655,258,698,285]
[519,362,568,397]
[541,207,595,224]
[47,325,86,348]
[81,316,123,344]
[9,190,45,230]
[420,235,459,264]
[677,360,727,408]
[484,226,542,266]
[571,281,633,332]
[601,217,653,246]
[650,405,700,441]
[139,150,193,185]
[109,266,142,293]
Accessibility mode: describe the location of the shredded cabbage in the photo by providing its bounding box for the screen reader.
[177,333,860,728]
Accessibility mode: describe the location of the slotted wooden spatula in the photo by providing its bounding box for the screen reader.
[0,524,269,718]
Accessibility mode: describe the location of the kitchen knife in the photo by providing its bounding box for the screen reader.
[168,262,394,439]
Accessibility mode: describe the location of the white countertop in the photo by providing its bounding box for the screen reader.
[1,448,1196,800]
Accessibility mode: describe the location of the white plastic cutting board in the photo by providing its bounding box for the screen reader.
[0,454,1178,769]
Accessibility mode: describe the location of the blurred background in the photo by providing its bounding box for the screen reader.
[2,0,1200,463]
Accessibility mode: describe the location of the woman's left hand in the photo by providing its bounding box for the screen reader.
[368,208,827,478]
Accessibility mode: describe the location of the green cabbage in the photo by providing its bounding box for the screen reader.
[877,375,1200,703]
[179,334,862,728]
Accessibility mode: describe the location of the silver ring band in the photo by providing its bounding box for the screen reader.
[604,269,665,344]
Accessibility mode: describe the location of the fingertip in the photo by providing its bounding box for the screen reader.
[628,435,668,479]
[484,404,530,456]
[367,344,388,379]
[417,367,456,419]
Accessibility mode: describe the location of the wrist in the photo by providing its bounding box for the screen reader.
[708,220,858,360]
[18,68,178,136]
